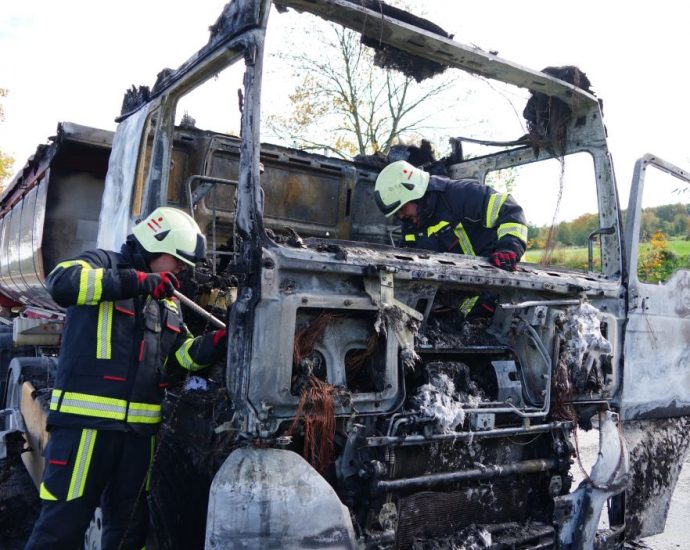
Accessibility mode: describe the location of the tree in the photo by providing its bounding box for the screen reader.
[266,21,456,159]
[0,88,14,188]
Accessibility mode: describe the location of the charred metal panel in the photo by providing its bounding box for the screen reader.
[623,417,690,539]
[203,140,357,239]
[622,155,690,420]
[349,174,393,245]
[240,239,623,436]
[621,272,690,418]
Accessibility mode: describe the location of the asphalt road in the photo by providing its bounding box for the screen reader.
[576,429,690,549]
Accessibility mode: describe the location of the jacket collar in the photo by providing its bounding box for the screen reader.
[121,237,151,272]
[418,175,450,225]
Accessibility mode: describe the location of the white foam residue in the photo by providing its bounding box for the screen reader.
[415,373,466,433]
[564,302,612,371]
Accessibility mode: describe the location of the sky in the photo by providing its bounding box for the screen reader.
[1,0,689,219]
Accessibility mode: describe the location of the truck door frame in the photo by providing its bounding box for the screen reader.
[621,153,690,420]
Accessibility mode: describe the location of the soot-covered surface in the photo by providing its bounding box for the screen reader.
[0,441,40,549]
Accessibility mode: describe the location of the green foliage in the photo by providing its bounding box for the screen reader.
[637,231,690,283]
[524,236,690,278]
[0,88,14,188]
[530,203,690,250]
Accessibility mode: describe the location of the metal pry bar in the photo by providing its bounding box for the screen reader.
[173,290,226,329]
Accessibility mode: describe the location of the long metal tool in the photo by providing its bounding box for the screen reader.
[173,290,226,329]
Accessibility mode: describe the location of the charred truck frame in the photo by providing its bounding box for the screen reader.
[1,0,690,548]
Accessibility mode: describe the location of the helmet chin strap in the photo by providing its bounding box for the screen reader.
[124,234,157,272]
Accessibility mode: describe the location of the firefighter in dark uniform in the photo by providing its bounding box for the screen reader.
[374,160,528,318]
[25,207,227,549]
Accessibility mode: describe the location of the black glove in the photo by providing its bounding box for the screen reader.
[490,249,518,271]
[136,271,179,299]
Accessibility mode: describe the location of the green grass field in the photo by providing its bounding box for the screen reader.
[524,239,690,272]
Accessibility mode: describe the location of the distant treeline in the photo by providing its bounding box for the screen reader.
[527,203,690,249]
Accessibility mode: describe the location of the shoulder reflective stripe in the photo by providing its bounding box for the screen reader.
[96,302,114,359]
[404,234,416,242]
[486,193,508,227]
[175,338,207,372]
[126,402,162,424]
[77,267,104,306]
[460,295,479,317]
[51,390,128,420]
[40,482,58,501]
[497,222,529,243]
[51,259,92,277]
[426,220,450,237]
[67,429,97,501]
[453,223,476,256]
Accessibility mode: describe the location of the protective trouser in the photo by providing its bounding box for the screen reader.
[25,427,154,550]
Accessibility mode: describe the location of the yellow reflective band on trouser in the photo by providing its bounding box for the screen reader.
[497,222,528,243]
[404,234,416,242]
[126,402,162,424]
[453,223,475,255]
[52,260,104,305]
[460,296,479,317]
[175,338,207,372]
[67,429,97,501]
[39,482,58,501]
[426,220,450,237]
[97,301,114,359]
[486,193,508,228]
[50,390,162,425]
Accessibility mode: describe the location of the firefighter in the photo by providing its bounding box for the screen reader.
[25,207,227,549]
[374,160,528,318]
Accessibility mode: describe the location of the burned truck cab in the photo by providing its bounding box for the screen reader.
[44,0,687,548]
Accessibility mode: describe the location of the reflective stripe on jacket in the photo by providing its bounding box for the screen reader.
[400,175,528,257]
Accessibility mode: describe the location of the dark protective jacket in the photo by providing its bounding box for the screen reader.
[400,175,528,258]
[46,243,222,435]
[400,176,528,317]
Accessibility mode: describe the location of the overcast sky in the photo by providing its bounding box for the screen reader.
[1,0,688,207]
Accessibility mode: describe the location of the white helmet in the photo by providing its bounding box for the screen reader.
[374,160,430,217]
[132,207,206,266]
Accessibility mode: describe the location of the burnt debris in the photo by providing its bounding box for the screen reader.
[119,85,151,118]
[343,0,451,82]
[523,66,594,155]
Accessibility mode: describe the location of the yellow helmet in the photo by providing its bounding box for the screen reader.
[374,160,430,217]
[132,207,206,266]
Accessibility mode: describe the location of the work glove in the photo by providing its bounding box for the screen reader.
[490,249,518,272]
[136,271,179,299]
[211,328,228,347]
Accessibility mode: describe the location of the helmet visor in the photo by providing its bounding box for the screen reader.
[176,233,207,265]
[374,190,401,217]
